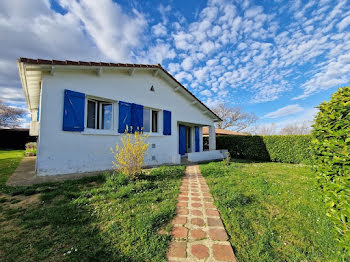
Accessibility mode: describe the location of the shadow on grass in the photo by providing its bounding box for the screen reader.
[0,166,185,262]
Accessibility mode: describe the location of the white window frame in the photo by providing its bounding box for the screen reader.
[85,96,114,131]
[151,109,159,133]
[143,107,161,134]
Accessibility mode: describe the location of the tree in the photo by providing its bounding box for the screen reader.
[212,103,257,131]
[0,100,26,128]
[253,123,277,135]
[280,121,311,135]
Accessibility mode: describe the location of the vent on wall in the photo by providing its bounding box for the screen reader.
[152,144,156,148]
[152,156,156,160]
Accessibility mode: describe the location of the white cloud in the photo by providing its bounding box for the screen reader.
[174,71,193,82]
[152,23,167,36]
[200,41,215,54]
[264,104,304,119]
[337,15,350,31]
[200,89,212,96]
[59,0,147,62]
[181,57,193,70]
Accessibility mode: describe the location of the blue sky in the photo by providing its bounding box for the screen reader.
[0,0,349,131]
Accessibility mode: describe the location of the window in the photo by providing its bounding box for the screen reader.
[143,108,150,132]
[86,99,113,130]
[142,108,159,133]
[152,110,158,133]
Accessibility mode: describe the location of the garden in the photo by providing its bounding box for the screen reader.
[0,86,349,261]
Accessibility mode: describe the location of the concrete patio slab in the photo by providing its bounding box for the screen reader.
[6,157,103,187]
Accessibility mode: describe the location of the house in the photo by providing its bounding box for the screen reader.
[202,127,248,136]
[17,58,227,176]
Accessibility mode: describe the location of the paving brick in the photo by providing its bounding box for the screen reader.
[191,189,199,192]
[190,209,203,216]
[191,218,205,226]
[177,208,188,215]
[207,217,224,227]
[172,216,187,225]
[203,192,212,197]
[206,209,220,217]
[177,196,189,201]
[171,226,188,238]
[191,192,200,196]
[191,197,201,202]
[213,244,236,261]
[209,228,229,241]
[191,202,202,208]
[204,202,216,209]
[167,241,187,258]
[190,229,206,239]
[191,244,209,259]
[177,202,188,207]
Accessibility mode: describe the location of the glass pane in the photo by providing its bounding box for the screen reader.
[152,111,158,132]
[102,103,112,129]
[143,108,150,132]
[87,100,96,128]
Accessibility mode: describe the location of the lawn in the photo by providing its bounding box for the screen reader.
[0,150,184,261]
[200,160,348,262]
[0,150,25,190]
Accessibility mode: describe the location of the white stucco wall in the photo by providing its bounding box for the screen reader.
[187,150,227,162]
[37,69,215,176]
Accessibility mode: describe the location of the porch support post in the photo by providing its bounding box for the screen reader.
[209,125,216,151]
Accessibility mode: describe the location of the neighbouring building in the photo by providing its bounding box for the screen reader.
[18,58,227,176]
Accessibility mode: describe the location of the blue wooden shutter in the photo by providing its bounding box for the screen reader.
[179,125,186,155]
[195,126,200,152]
[118,101,132,133]
[37,106,40,122]
[63,89,85,131]
[163,110,171,135]
[131,103,143,133]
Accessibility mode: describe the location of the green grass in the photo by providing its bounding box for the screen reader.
[200,160,349,262]
[0,150,184,261]
[0,150,24,189]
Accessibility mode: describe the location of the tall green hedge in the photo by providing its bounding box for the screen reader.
[312,86,350,250]
[215,134,312,164]
[263,135,312,164]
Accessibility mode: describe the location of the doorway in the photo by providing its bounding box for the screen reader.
[179,125,192,155]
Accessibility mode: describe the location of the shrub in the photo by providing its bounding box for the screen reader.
[312,86,350,249]
[215,134,312,164]
[216,135,270,161]
[25,142,37,156]
[111,127,149,179]
[263,135,312,164]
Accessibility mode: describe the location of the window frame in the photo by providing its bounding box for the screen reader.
[142,107,161,134]
[152,110,159,133]
[85,96,114,131]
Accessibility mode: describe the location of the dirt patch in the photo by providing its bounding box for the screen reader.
[9,194,41,209]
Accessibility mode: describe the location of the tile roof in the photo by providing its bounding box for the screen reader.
[202,127,248,136]
[19,57,222,121]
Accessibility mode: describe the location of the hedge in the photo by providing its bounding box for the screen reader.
[214,134,312,164]
[312,86,350,249]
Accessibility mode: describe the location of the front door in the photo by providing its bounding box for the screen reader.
[179,125,186,155]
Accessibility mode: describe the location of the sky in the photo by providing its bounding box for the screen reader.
[0,0,349,131]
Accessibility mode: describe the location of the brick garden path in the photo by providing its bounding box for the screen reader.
[167,165,236,261]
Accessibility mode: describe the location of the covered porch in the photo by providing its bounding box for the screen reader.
[177,122,227,164]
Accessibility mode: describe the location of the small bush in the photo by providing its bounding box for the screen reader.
[111,127,149,179]
[312,86,350,249]
[25,142,37,155]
